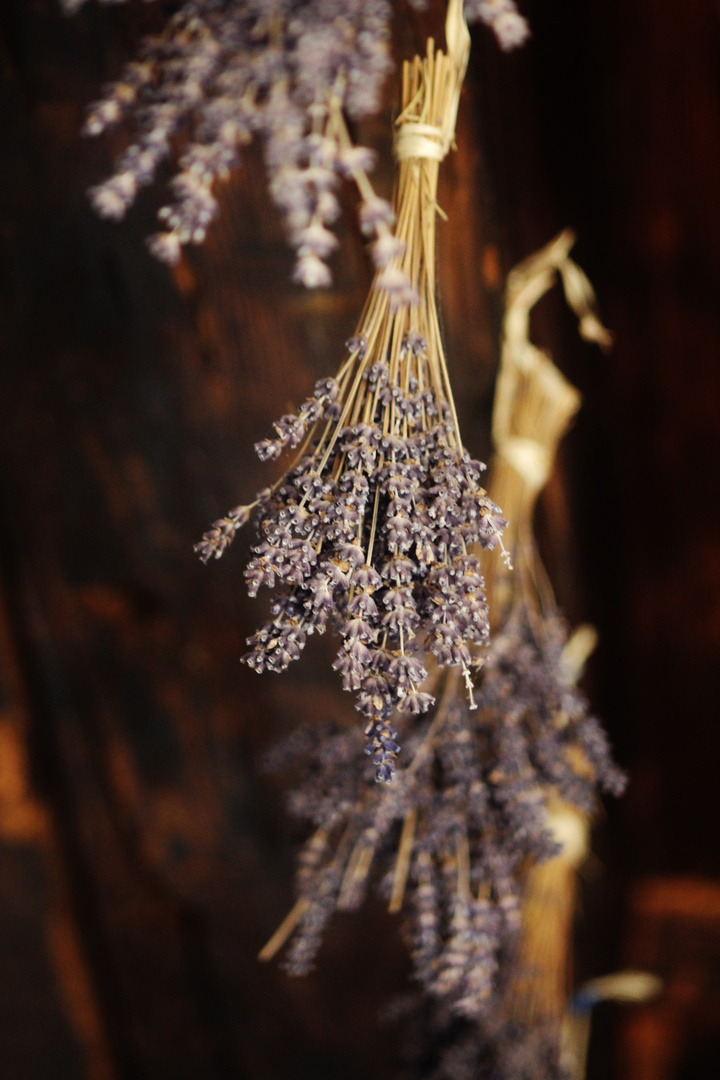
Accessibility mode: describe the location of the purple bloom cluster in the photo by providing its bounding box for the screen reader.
[197,333,508,782]
[264,612,625,988]
[72,0,528,274]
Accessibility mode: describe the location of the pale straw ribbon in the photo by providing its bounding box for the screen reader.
[394,0,471,163]
[395,122,447,162]
[496,434,553,493]
[492,230,612,496]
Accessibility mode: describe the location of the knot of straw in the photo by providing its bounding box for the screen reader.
[394,121,448,162]
[495,434,553,493]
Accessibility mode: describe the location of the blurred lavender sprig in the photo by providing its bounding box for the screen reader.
[463,0,530,51]
[70,0,528,277]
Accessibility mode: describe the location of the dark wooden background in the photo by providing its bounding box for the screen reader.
[1,1,720,1078]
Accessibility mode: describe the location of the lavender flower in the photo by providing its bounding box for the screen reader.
[193,504,252,563]
[75,0,398,280]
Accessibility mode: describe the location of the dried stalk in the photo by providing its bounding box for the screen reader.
[319,0,471,454]
[257,897,311,962]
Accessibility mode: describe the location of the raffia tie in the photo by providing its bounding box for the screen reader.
[496,435,553,493]
[394,121,448,162]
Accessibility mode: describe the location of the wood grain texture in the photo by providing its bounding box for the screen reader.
[1,1,719,1078]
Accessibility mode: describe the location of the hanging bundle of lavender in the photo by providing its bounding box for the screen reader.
[196,0,509,782]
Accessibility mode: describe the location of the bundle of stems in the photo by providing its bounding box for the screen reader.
[292,0,473,452]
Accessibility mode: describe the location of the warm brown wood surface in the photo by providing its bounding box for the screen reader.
[1,1,719,1078]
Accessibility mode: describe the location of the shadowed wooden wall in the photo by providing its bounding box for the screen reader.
[1,1,719,1078]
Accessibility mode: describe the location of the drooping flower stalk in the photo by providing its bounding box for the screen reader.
[197,1,509,782]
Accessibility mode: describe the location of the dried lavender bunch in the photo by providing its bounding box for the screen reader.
[261,611,624,994]
[196,29,510,782]
[70,0,528,274]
